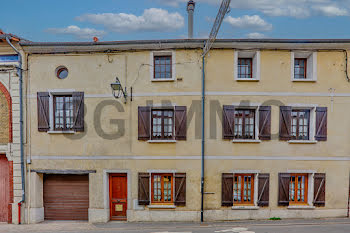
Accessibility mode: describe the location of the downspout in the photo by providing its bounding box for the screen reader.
[200,53,205,223]
[6,36,25,224]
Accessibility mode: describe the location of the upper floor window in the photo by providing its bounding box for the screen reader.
[234,109,255,139]
[238,58,253,79]
[151,173,173,204]
[291,109,310,140]
[291,52,317,82]
[279,106,327,142]
[150,51,175,81]
[0,54,18,63]
[151,109,174,140]
[234,51,260,81]
[37,92,84,133]
[154,56,172,79]
[294,58,307,79]
[53,95,74,131]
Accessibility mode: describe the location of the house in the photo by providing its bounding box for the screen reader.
[20,39,350,223]
[0,31,25,224]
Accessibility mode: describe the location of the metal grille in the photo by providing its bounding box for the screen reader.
[238,58,253,79]
[154,56,172,79]
[294,58,307,79]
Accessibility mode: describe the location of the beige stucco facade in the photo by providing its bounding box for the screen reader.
[21,40,350,223]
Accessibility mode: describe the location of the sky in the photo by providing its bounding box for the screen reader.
[2,0,350,42]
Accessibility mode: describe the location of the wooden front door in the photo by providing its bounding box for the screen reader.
[0,156,10,222]
[109,173,127,221]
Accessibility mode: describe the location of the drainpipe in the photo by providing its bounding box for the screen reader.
[6,36,25,224]
[200,53,205,223]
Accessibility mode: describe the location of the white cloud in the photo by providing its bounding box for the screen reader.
[224,15,272,31]
[313,5,348,16]
[76,8,184,33]
[246,32,267,39]
[46,25,106,39]
[157,0,350,18]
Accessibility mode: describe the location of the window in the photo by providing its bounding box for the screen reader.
[234,109,255,139]
[294,58,307,79]
[56,66,69,79]
[233,174,254,205]
[151,174,173,204]
[238,58,253,79]
[0,55,18,62]
[291,109,310,140]
[53,95,74,131]
[154,55,172,79]
[234,51,260,81]
[151,109,174,140]
[291,52,317,81]
[289,174,308,205]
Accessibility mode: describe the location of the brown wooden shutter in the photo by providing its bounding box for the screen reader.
[259,106,271,140]
[72,92,84,132]
[315,107,327,141]
[258,173,270,206]
[278,173,290,206]
[138,106,151,140]
[174,173,186,206]
[279,106,292,141]
[222,105,235,140]
[222,173,233,206]
[313,173,326,207]
[138,173,150,205]
[175,106,187,140]
[37,92,50,132]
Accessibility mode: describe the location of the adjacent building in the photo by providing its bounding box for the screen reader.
[18,39,350,223]
[0,31,25,224]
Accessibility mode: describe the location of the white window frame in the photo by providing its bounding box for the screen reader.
[0,54,19,66]
[291,51,317,82]
[287,104,318,144]
[234,50,260,81]
[47,89,76,134]
[231,103,261,143]
[230,170,260,209]
[150,51,176,82]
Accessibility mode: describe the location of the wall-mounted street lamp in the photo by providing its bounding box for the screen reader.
[110,77,128,103]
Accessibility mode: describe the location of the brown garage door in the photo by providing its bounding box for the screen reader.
[44,174,89,220]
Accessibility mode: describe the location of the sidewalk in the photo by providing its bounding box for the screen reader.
[0,218,350,233]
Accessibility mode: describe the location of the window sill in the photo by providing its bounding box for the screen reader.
[232,139,261,143]
[288,140,317,144]
[235,78,260,82]
[292,79,316,82]
[232,206,259,210]
[148,205,176,209]
[47,130,75,134]
[147,140,177,143]
[151,78,175,82]
[288,205,315,210]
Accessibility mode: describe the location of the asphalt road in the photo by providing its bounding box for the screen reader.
[1,218,350,233]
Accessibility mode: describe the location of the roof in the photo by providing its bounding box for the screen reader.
[19,38,350,54]
[0,29,27,42]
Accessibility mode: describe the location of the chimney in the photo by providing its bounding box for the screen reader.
[187,0,195,39]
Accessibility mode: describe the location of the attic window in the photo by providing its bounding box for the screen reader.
[56,66,69,79]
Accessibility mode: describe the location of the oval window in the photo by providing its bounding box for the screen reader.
[56,66,69,79]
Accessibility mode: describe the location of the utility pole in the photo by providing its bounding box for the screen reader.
[200,0,231,223]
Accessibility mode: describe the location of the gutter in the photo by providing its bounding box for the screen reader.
[6,36,25,224]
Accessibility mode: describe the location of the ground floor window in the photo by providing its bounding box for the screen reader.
[151,174,173,204]
[289,174,308,204]
[233,174,254,205]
